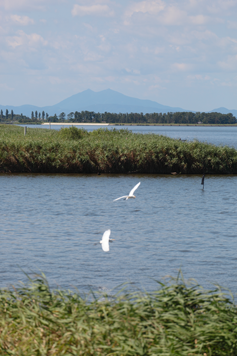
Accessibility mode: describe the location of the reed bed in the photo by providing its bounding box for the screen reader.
[1,124,237,174]
[0,273,237,355]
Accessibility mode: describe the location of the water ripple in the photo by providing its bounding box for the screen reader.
[0,173,237,294]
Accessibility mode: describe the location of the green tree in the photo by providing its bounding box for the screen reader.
[11,110,14,120]
[39,112,41,120]
[46,113,49,121]
[35,111,38,119]
[6,109,8,120]
[48,114,58,122]
[59,112,66,121]
[42,111,45,120]
[67,112,74,121]
[31,111,34,120]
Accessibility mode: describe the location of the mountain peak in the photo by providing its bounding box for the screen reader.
[1,89,237,118]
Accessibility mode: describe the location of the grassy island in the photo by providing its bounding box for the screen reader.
[0,273,237,355]
[1,124,237,174]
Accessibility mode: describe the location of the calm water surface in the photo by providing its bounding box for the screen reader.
[1,174,237,294]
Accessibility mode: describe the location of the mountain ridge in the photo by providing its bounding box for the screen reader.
[0,89,236,118]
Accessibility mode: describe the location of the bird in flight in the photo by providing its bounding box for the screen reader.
[113,182,141,201]
[100,229,114,252]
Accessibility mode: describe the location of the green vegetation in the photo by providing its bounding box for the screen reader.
[70,111,237,125]
[46,110,237,125]
[1,124,237,174]
[1,109,236,125]
[0,272,237,355]
[0,109,41,124]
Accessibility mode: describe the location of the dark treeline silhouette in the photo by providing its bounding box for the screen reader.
[0,109,49,123]
[65,111,236,124]
[0,108,236,124]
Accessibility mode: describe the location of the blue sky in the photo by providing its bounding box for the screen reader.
[0,0,237,111]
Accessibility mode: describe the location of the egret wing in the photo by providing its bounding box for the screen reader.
[113,196,128,202]
[129,182,141,196]
[101,229,111,252]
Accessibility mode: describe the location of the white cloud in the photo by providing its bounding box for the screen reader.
[1,0,237,111]
[172,63,192,71]
[187,74,210,81]
[189,14,208,25]
[159,6,186,25]
[84,51,103,62]
[72,4,114,17]
[124,0,165,18]
[96,34,111,52]
[125,68,140,75]
[207,0,237,13]
[192,30,218,42]
[124,2,190,27]
[10,15,34,25]
[6,30,47,49]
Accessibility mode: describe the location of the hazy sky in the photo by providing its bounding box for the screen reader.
[0,0,237,111]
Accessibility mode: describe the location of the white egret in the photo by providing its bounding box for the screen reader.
[100,229,114,252]
[113,182,141,202]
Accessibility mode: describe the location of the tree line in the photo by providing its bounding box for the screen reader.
[0,109,236,125]
[49,111,237,125]
[0,109,49,123]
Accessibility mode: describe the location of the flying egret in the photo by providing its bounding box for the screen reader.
[113,182,141,202]
[100,229,114,252]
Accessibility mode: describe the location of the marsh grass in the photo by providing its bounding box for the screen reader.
[1,124,237,174]
[0,272,237,355]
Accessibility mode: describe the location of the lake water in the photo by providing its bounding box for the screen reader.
[1,173,237,295]
[24,124,237,149]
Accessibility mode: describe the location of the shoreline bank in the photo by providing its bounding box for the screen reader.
[41,122,109,126]
[40,122,237,127]
[1,124,237,174]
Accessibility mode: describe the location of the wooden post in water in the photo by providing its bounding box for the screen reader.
[24,126,27,136]
[201,174,205,190]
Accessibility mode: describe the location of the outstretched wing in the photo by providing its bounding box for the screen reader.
[113,196,128,202]
[129,182,141,196]
[101,229,111,252]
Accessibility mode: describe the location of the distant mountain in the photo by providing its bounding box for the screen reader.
[0,89,237,118]
[210,107,237,117]
[0,89,186,117]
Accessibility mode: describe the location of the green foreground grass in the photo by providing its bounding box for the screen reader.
[1,124,237,174]
[1,273,237,355]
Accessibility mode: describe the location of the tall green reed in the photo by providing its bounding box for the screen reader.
[0,272,237,355]
[1,124,237,174]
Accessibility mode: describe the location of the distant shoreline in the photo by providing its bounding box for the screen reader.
[41,123,109,126]
[40,122,237,127]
